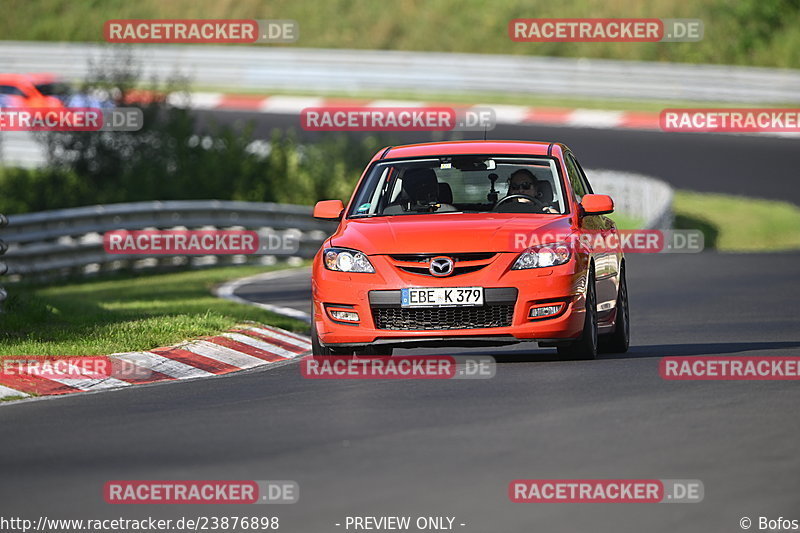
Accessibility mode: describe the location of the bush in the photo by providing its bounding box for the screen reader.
[0,52,393,214]
[0,167,90,214]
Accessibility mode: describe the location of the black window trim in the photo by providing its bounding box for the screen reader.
[346,153,573,219]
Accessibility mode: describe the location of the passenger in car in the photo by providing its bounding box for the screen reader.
[384,168,457,213]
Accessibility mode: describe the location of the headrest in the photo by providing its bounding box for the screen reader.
[403,168,439,203]
[534,179,553,203]
[438,182,453,204]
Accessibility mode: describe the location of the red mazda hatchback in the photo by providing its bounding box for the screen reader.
[311,140,629,359]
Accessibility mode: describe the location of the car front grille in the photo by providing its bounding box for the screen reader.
[396,264,487,277]
[388,253,497,262]
[372,304,514,330]
[386,252,497,278]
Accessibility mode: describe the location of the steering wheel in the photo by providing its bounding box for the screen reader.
[493,194,546,211]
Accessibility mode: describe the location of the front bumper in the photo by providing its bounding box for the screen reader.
[312,252,588,348]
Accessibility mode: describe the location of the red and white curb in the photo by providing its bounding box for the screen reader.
[178,92,661,131]
[0,324,311,401]
[173,92,800,138]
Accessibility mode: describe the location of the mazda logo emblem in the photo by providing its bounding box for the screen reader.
[429,256,454,277]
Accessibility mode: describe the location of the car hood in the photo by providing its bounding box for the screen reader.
[331,213,574,254]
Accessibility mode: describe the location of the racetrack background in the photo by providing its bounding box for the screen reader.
[1,2,800,532]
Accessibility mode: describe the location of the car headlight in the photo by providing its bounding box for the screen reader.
[512,242,571,270]
[323,248,375,273]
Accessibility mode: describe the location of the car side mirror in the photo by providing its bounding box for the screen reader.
[580,194,614,216]
[313,199,345,220]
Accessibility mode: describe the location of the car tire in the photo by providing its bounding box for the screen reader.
[599,264,630,354]
[557,268,598,360]
[312,321,392,357]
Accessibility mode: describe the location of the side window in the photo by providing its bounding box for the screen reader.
[0,85,26,96]
[571,154,594,194]
[564,154,587,200]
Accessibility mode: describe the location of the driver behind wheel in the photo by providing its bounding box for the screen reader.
[505,169,558,213]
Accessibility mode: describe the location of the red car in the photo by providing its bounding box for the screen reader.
[0,73,69,108]
[311,140,629,359]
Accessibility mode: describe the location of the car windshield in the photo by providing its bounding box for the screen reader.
[348,156,567,217]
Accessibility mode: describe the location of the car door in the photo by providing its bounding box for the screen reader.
[565,152,620,321]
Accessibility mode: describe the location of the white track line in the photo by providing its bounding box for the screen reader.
[566,109,624,128]
[257,325,312,345]
[367,100,427,107]
[260,95,324,113]
[480,104,529,124]
[169,91,224,109]
[214,268,312,323]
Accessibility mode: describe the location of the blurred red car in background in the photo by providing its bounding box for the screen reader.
[0,73,69,108]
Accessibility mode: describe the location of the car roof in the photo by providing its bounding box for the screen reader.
[0,73,59,85]
[380,140,566,160]
[25,73,60,83]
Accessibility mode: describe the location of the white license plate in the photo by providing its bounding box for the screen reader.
[401,287,484,308]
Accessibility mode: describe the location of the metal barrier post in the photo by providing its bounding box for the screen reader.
[0,213,8,311]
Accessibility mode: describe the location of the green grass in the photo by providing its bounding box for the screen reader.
[0,264,309,357]
[0,395,29,402]
[673,190,800,251]
[3,0,800,69]
[608,213,643,230]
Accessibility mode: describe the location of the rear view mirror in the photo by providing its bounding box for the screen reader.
[450,156,495,171]
[313,200,345,220]
[580,194,614,215]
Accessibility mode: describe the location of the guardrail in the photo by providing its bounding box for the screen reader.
[1,41,798,104]
[1,170,672,281]
[0,132,45,169]
[590,171,673,230]
[0,212,8,309]
[2,201,336,281]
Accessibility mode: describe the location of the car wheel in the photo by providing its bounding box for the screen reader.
[557,268,598,360]
[599,264,630,354]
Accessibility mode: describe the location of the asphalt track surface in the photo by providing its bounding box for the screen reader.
[1,112,800,533]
